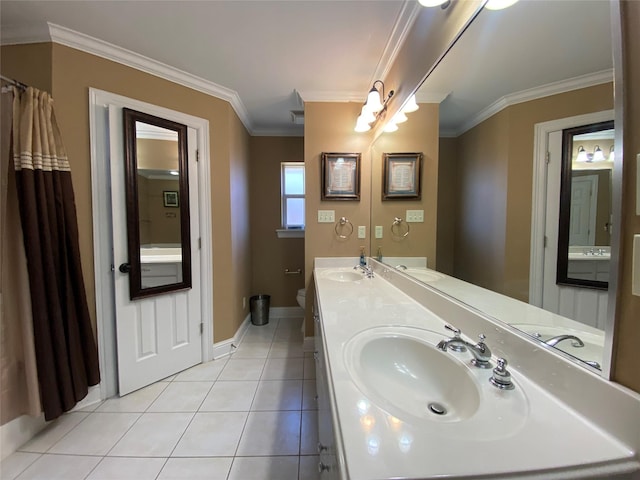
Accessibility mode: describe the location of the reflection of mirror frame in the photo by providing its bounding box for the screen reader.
[557,120,613,290]
[123,108,192,299]
[382,152,423,200]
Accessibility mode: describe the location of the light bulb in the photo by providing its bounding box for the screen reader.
[418,0,448,6]
[576,146,588,162]
[359,106,376,124]
[592,145,605,162]
[365,87,383,113]
[401,95,419,113]
[485,0,519,10]
[384,122,398,133]
[393,111,408,124]
[354,117,371,132]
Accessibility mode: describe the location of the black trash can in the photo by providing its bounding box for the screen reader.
[250,294,270,326]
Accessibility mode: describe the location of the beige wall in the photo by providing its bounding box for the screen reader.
[447,83,613,301]
[304,102,373,334]
[249,136,305,307]
[1,42,252,344]
[436,137,458,275]
[371,103,440,267]
[613,0,640,392]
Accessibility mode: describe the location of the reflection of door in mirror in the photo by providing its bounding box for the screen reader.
[123,109,191,299]
[557,121,613,291]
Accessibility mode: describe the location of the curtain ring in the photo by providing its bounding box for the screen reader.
[335,217,353,239]
[391,217,410,238]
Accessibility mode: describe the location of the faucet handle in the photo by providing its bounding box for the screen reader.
[443,324,467,352]
[477,333,487,345]
[490,357,515,390]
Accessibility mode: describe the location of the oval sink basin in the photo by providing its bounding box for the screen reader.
[321,270,363,282]
[405,268,443,283]
[345,327,480,423]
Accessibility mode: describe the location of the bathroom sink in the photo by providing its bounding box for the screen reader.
[344,327,480,423]
[405,268,443,283]
[321,269,363,282]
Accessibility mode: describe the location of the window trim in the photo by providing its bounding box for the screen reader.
[280,162,305,233]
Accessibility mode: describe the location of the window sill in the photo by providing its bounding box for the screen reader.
[276,229,305,239]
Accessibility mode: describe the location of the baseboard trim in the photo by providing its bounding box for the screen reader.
[0,413,45,460]
[270,306,304,318]
[212,314,251,359]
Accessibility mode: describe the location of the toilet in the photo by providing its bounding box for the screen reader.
[296,288,306,309]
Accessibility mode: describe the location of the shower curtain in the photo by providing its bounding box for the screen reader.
[10,86,100,421]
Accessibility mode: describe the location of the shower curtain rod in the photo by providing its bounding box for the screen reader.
[0,74,28,90]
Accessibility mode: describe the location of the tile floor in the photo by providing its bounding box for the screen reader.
[1,316,321,480]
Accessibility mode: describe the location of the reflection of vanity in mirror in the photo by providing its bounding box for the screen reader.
[122,109,192,299]
[369,0,616,372]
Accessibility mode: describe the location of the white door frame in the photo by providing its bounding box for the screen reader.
[89,88,213,399]
[529,109,613,307]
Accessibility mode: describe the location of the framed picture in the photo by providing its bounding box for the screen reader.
[382,153,423,200]
[163,190,179,207]
[321,153,361,200]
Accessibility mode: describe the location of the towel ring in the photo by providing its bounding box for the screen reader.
[391,217,410,238]
[335,217,353,239]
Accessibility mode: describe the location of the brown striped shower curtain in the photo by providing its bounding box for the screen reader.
[9,86,100,421]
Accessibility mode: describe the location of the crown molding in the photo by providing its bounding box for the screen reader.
[296,91,363,103]
[0,24,50,45]
[453,69,614,137]
[251,127,304,137]
[416,91,450,104]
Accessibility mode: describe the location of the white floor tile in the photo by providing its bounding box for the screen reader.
[302,379,318,411]
[172,412,248,457]
[300,411,319,455]
[47,413,140,456]
[274,328,304,342]
[303,357,316,379]
[298,455,321,480]
[218,358,266,381]
[251,380,302,411]
[173,359,227,381]
[86,457,166,479]
[261,358,304,380]
[14,454,101,480]
[227,456,299,480]
[232,341,272,358]
[96,382,167,413]
[236,411,301,456]
[199,381,258,411]
[147,381,212,412]
[157,457,233,479]
[0,452,41,480]
[108,412,192,457]
[269,341,304,358]
[19,412,89,453]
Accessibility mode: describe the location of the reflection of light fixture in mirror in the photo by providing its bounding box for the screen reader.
[485,0,519,10]
[592,145,605,162]
[418,0,449,6]
[384,121,399,133]
[169,170,179,176]
[392,111,408,124]
[576,146,589,162]
[401,94,419,113]
[608,145,614,162]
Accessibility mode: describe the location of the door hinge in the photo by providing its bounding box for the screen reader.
[198,237,201,250]
[545,151,550,164]
[196,150,200,162]
[200,322,203,335]
[544,236,548,248]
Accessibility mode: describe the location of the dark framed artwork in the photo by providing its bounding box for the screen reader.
[163,190,179,207]
[321,152,361,200]
[382,152,423,200]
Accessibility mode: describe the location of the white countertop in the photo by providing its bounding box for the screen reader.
[313,258,639,480]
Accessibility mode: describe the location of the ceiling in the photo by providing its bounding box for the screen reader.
[1,1,613,137]
[0,0,418,136]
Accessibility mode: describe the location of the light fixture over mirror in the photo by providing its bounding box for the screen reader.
[122,108,192,300]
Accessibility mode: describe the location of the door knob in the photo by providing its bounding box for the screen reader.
[119,263,132,273]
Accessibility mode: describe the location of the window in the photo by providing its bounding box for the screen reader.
[281,162,305,230]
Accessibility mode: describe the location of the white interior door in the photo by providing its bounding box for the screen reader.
[541,130,607,329]
[569,175,598,246]
[108,105,202,395]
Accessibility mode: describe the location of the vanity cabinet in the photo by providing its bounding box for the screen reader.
[140,262,182,288]
[313,299,340,480]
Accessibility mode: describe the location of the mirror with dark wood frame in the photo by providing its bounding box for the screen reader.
[557,121,614,290]
[123,108,192,299]
[369,0,617,374]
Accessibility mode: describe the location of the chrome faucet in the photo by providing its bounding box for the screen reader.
[437,324,492,368]
[353,264,374,278]
[544,334,584,348]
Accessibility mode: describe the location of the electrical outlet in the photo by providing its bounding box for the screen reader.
[375,226,383,238]
[318,210,335,223]
[358,226,366,239]
[406,209,424,222]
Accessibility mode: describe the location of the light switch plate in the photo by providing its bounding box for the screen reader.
[358,226,366,239]
[317,210,335,223]
[375,226,383,238]
[406,210,424,222]
[633,235,640,297]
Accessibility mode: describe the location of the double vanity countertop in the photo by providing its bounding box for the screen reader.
[313,258,640,480]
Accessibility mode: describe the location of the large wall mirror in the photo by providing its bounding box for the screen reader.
[123,108,192,299]
[369,0,618,373]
